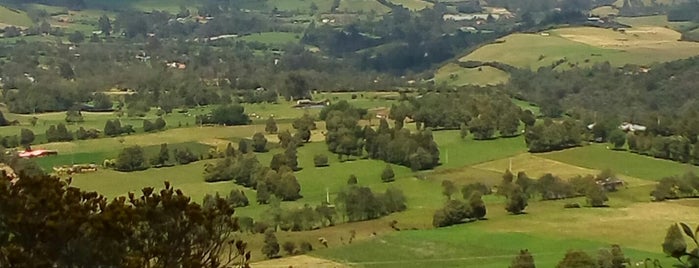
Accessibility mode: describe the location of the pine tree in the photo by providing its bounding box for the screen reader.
[262,229,280,259]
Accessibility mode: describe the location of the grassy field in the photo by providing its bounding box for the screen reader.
[616,15,697,31]
[0,5,32,28]
[339,0,391,14]
[540,144,699,181]
[434,63,510,86]
[267,0,335,12]
[461,27,699,70]
[239,32,302,46]
[388,0,433,10]
[591,5,619,17]
[433,131,528,169]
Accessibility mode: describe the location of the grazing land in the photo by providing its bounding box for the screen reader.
[434,63,510,86]
[267,0,335,12]
[540,144,699,181]
[239,32,302,46]
[338,0,391,14]
[0,5,32,27]
[388,0,433,10]
[460,27,699,70]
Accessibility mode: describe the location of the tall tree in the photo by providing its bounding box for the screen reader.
[98,14,112,36]
[252,132,268,152]
[261,229,280,259]
[265,117,278,134]
[19,129,34,147]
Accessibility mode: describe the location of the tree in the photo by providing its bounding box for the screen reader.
[150,143,170,167]
[0,111,8,126]
[663,224,687,259]
[265,117,278,134]
[520,110,536,127]
[511,249,536,268]
[65,109,84,123]
[68,31,84,43]
[143,119,156,132]
[282,241,296,255]
[381,165,395,182]
[204,105,250,126]
[314,154,329,167]
[0,174,250,268]
[284,145,299,171]
[609,129,626,150]
[239,139,250,154]
[505,186,528,215]
[154,117,166,131]
[556,250,596,268]
[115,146,147,171]
[252,132,268,152]
[469,191,486,219]
[460,123,469,139]
[347,174,358,185]
[19,129,34,147]
[93,93,112,110]
[98,14,112,36]
[283,73,310,101]
[441,180,457,200]
[262,229,280,259]
[585,185,608,207]
[174,148,198,165]
[597,245,629,268]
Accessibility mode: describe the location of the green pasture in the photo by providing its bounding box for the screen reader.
[616,15,697,31]
[541,144,699,181]
[267,0,335,12]
[339,0,391,14]
[460,29,699,70]
[313,225,667,267]
[239,32,301,46]
[0,5,32,27]
[435,63,510,86]
[388,0,433,10]
[432,130,528,169]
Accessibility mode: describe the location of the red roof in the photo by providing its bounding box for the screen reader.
[18,149,57,158]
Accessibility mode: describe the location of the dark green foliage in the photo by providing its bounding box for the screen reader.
[597,245,630,268]
[173,148,198,165]
[252,132,267,152]
[469,191,487,219]
[459,123,469,139]
[282,241,296,255]
[381,165,395,182]
[115,145,147,171]
[0,111,9,126]
[520,110,536,127]
[556,250,596,268]
[75,127,99,140]
[149,143,170,167]
[284,144,299,171]
[238,139,250,154]
[265,117,278,134]
[299,241,313,253]
[506,186,528,215]
[0,174,249,268]
[525,119,584,152]
[663,224,688,258]
[651,172,699,201]
[441,179,457,200]
[462,182,491,199]
[319,100,367,121]
[313,154,329,167]
[198,105,250,126]
[293,114,316,143]
[609,129,627,149]
[46,124,74,142]
[511,249,536,268]
[262,229,280,259]
[347,174,358,185]
[65,109,84,123]
[204,189,249,208]
[432,199,472,227]
[143,119,156,132]
[19,129,34,146]
[278,130,294,149]
[335,185,407,222]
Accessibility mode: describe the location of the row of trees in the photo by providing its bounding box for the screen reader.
[500,170,612,207]
[432,183,487,227]
[111,144,199,172]
[510,245,630,268]
[525,119,585,152]
[651,172,699,201]
[334,185,407,222]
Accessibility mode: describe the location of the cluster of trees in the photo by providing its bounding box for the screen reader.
[260,197,336,232]
[112,144,199,172]
[103,119,135,137]
[142,117,167,132]
[651,172,699,201]
[0,172,251,268]
[525,118,585,152]
[394,91,531,140]
[335,185,407,222]
[627,134,697,164]
[203,142,303,202]
[45,123,74,142]
[322,101,440,170]
[197,105,250,126]
[510,245,630,268]
[500,170,612,207]
[203,189,250,208]
[432,180,488,227]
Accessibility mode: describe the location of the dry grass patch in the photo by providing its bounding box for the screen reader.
[251,255,349,268]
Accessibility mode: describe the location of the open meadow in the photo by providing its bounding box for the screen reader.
[388,0,433,10]
[434,63,510,86]
[0,5,32,28]
[459,26,699,72]
[338,0,391,14]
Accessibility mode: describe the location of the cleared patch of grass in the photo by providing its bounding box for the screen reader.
[388,0,433,10]
[239,32,301,46]
[0,5,33,27]
[267,0,335,12]
[339,0,391,14]
[540,144,699,181]
[312,224,667,268]
[435,63,509,86]
[433,130,528,169]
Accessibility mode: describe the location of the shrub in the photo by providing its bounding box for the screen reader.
[313,154,329,167]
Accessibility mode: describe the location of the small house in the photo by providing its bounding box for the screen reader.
[18,149,58,158]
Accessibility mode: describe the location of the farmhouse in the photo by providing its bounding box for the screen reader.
[293,99,330,108]
[18,149,58,158]
[619,122,647,132]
